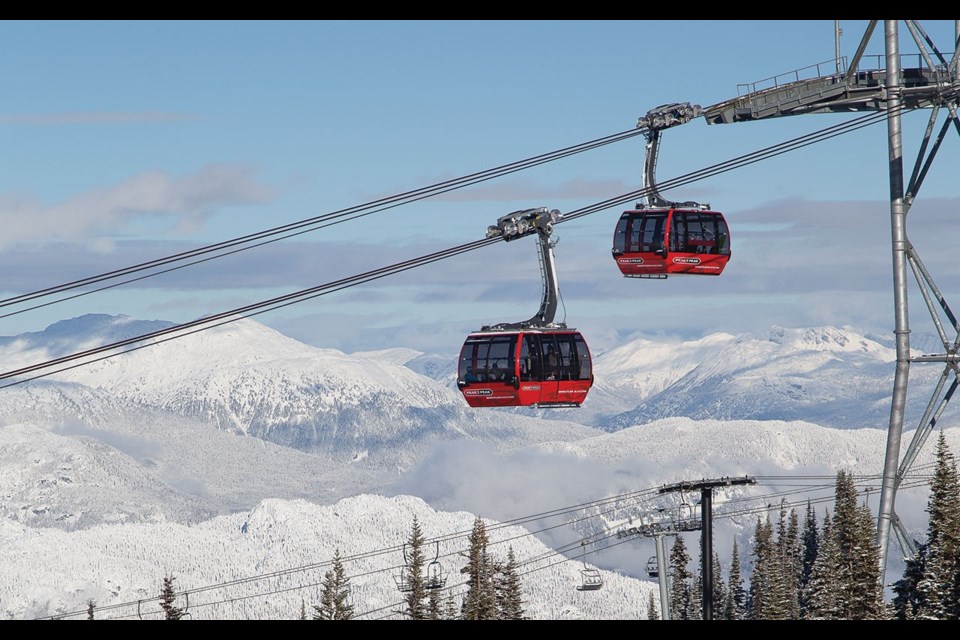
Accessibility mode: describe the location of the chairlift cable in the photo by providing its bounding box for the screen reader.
[1,105,905,320]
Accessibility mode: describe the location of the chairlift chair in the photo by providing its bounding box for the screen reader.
[394,565,414,593]
[425,542,446,590]
[578,568,604,591]
[395,541,447,592]
[575,540,603,592]
[645,556,659,578]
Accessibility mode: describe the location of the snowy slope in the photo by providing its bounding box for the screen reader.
[0,494,660,620]
[0,384,391,530]
[0,314,954,619]
[2,420,955,620]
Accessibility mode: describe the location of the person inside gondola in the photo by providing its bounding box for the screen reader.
[524,351,540,382]
[544,344,558,380]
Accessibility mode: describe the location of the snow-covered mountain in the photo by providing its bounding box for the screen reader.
[602,326,909,431]
[1,315,601,473]
[0,314,954,619]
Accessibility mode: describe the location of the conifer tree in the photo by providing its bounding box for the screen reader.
[315,571,335,619]
[725,540,747,620]
[647,590,659,620]
[495,546,525,620]
[313,548,354,620]
[756,499,799,619]
[747,515,775,619]
[426,587,443,620]
[401,516,428,620]
[848,500,886,619]
[87,600,95,620]
[443,591,459,620]
[830,470,859,617]
[915,430,960,620]
[802,472,886,620]
[804,510,838,619]
[782,502,802,619]
[829,470,885,619]
[299,598,307,620]
[892,542,928,619]
[691,560,702,621]
[798,499,819,616]
[667,535,692,620]
[461,517,498,620]
[711,551,726,619]
[690,544,725,620]
[329,548,354,620]
[922,430,960,618]
[159,575,184,620]
[892,430,960,620]
[767,500,791,618]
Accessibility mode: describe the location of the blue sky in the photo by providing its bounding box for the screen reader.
[2,19,960,357]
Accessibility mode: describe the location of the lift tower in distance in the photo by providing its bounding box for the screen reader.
[699,19,960,576]
[659,476,757,620]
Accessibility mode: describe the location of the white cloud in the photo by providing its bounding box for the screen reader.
[0,164,277,249]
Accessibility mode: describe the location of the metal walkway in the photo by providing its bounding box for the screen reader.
[702,53,958,124]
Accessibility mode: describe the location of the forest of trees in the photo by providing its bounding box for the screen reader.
[658,430,960,620]
[127,430,960,621]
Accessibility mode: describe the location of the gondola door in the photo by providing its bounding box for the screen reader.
[535,334,561,404]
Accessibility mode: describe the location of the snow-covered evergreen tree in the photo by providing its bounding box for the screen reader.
[712,551,726,619]
[426,588,443,620]
[798,499,819,616]
[915,430,960,619]
[668,535,693,620]
[691,552,702,621]
[829,470,885,619]
[804,510,838,619]
[761,500,792,619]
[747,515,775,619]
[848,501,886,619]
[831,470,858,617]
[725,540,747,620]
[401,516,428,620]
[313,548,353,620]
[647,590,659,620]
[892,542,928,619]
[495,546,525,620]
[782,503,801,619]
[159,575,184,620]
[443,591,459,620]
[461,517,498,620]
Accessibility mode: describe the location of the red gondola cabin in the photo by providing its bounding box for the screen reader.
[612,207,730,278]
[457,329,593,408]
